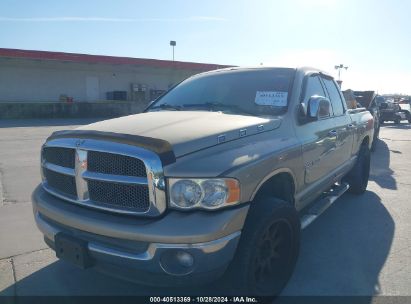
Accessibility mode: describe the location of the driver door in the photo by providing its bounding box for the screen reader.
[295,75,337,197]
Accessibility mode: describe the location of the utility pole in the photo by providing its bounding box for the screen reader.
[334,64,348,81]
[170,41,176,61]
[334,64,348,88]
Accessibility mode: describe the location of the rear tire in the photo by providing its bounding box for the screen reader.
[394,117,401,124]
[371,126,379,152]
[228,198,300,296]
[343,143,370,195]
[371,138,377,152]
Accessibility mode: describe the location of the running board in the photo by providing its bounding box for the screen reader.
[300,183,349,230]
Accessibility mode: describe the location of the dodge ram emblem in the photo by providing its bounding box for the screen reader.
[75,139,85,147]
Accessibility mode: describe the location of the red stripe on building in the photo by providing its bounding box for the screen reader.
[0,48,232,71]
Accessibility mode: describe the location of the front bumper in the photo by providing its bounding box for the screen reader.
[32,185,248,285]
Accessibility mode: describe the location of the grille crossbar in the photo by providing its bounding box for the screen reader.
[43,168,77,198]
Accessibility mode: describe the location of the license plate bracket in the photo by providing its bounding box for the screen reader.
[55,233,92,269]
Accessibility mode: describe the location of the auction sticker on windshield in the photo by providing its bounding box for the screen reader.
[255,91,288,106]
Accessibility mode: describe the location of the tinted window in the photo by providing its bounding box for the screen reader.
[148,68,295,116]
[303,76,326,105]
[323,78,345,116]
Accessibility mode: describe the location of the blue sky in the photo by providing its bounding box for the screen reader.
[1,0,410,94]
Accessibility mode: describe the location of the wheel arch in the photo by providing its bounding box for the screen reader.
[250,169,297,205]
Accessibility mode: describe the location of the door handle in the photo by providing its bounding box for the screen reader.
[347,124,355,129]
[328,130,337,138]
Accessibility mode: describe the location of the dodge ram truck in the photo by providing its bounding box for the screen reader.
[32,67,374,296]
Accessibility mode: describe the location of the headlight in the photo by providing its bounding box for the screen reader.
[170,180,202,208]
[168,178,240,210]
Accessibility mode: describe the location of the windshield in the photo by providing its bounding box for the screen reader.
[147,68,295,116]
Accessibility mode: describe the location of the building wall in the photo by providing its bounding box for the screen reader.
[0,58,204,103]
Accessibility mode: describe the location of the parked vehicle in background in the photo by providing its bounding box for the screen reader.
[32,67,374,296]
[375,95,385,107]
[343,90,381,151]
[379,99,408,124]
[398,98,411,123]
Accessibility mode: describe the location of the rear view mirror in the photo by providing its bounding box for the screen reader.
[307,96,331,120]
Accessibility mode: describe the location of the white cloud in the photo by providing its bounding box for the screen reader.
[189,16,227,21]
[0,16,226,22]
[295,0,341,9]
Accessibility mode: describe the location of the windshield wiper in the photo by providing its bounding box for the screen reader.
[149,103,182,111]
[182,102,254,116]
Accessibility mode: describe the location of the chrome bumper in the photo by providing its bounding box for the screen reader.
[32,185,247,284]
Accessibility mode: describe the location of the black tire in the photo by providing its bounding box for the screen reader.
[371,138,377,152]
[394,117,401,124]
[343,143,370,194]
[371,126,379,152]
[228,198,300,296]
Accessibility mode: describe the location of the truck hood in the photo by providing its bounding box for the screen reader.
[78,111,281,157]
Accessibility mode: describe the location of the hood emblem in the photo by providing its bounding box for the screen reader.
[75,139,85,147]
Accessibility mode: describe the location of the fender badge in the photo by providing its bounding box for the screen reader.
[217,134,226,143]
[239,129,247,137]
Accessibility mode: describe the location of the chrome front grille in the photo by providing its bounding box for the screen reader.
[40,138,166,217]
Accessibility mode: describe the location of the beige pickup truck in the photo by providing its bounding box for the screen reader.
[32,67,374,296]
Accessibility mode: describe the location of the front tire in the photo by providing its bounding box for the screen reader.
[343,143,370,194]
[228,198,300,296]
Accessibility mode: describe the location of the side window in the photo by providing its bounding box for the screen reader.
[303,76,326,105]
[322,78,345,116]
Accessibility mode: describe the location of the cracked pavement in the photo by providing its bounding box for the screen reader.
[0,119,410,297]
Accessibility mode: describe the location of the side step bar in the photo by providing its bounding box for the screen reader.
[300,183,350,230]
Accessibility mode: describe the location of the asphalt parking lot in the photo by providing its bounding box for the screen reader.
[0,119,410,297]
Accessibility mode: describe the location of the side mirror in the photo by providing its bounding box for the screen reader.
[307,96,331,120]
